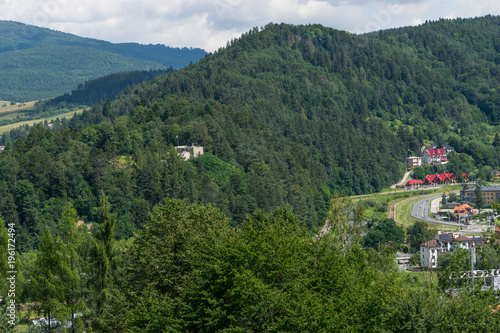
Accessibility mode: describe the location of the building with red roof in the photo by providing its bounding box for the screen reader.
[423,173,460,185]
[422,148,447,165]
[407,179,424,186]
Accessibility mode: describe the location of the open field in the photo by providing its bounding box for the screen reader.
[0,101,37,123]
[0,109,84,134]
[0,100,37,113]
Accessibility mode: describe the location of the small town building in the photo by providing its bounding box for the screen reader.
[175,145,204,160]
[424,173,455,185]
[407,156,422,169]
[407,179,424,186]
[421,148,447,165]
[452,203,477,223]
[420,232,482,268]
[461,185,500,206]
[443,144,455,153]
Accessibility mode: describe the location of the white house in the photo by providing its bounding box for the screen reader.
[421,148,447,165]
[420,232,481,268]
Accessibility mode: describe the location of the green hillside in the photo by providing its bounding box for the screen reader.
[0,20,206,101]
[2,16,500,234]
[3,16,500,332]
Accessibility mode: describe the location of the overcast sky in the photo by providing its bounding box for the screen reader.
[1,0,500,52]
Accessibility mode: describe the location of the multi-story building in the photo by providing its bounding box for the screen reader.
[420,232,482,268]
[421,148,447,165]
[461,185,500,206]
[407,156,422,169]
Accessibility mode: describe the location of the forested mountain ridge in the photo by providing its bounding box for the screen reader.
[46,69,175,108]
[1,17,500,245]
[72,16,500,190]
[3,16,500,332]
[0,20,207,101]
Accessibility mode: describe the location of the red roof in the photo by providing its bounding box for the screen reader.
[425,175,437,183]
[436,174,447,182]
[408,179,424,185]
[425,148,446,157]
[444,173,454,180]
[421,239,440,248]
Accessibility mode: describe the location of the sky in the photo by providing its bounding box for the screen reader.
[1,0,500,52]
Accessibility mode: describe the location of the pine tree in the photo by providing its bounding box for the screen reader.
[493,133,500,147]
[474,186,485,213]
[58,204,86,332]
[88,192,116,316]
[32,227,63,332]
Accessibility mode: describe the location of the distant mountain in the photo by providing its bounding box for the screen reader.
[0,20,207,101]
[62,16,500,223]
[3,16,500,232]
[46,69,175,108]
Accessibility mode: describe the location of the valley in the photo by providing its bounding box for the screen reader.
[3,16,500,332]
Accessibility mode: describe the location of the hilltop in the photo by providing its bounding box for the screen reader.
[2,16,500,332]
[0,20,207,101]
[2,16,500,233]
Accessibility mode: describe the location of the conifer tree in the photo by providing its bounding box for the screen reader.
[88,192,116,316]
[474,186,485,213]
[58,204,86,332]
[32,227,63,332]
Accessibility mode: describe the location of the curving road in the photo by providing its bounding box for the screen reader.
[411,195,487,234]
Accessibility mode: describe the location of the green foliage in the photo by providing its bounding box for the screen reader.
[325,195,364,249]
[475,186,486,211]
[97,199,406,332]
[194,153,243,186]
[364,218,405,249]
[437,248,472,290]
[47,69,173,108]
[88,193,117,317]
[57,204,87,331]
[91,199,500,332]
[0,21,206,101]
[31,227,64,331]
[407,221,435,252]
[7,17,500,331]
[409,251,421,266]
[0,297,16,332]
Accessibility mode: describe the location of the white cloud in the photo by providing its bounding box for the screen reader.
[0,0,499,51]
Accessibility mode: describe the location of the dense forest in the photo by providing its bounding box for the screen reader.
[2,16,500,332]
[46,69,175,108]
[0,20,206,101]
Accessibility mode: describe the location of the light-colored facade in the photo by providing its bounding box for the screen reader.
[175,145,204,160]
[421,148,447,165]
[407,156,422,169]
[461,185,500,206]
[420,232,479,268]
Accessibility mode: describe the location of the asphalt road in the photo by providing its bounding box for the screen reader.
[411,195,487,234]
